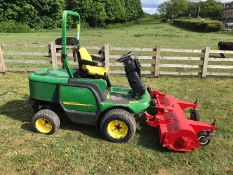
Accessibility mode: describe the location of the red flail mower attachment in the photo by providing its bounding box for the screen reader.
[145,89,217,152]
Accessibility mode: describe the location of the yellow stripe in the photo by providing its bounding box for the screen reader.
[129,100,140,104]
[77,24,80,32]
[63,101,93,107]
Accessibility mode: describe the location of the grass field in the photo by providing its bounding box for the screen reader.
[0,22,232,49]
[0,73,233,175]
[0,22,233,175]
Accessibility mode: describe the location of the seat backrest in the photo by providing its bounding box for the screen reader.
[79,47,92,61]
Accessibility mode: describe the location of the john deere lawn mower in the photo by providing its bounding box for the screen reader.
[29,10,216,152]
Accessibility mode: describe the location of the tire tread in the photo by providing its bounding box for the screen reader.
[100,109,136,143]
[32,109,60,134]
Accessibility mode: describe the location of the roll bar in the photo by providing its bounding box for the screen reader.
[62,10,81,78]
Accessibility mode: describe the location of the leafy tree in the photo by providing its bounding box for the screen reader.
[65,0,106,27]
[86,1,107,27]
[103,0,126,23]
[158,2,172,18]
[158,0,188,19]
[200,0,223,19]
[0,0,143,29]
[159,0,223,20]
[66,0,142,26]
[125,0,143,21]
[0,0,65,29]
[29,0,65,28]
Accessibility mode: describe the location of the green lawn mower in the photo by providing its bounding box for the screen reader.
[29,10,151,143]
[29,11,216,151]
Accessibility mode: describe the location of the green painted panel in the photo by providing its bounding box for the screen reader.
[29,81,58,102]
[60,86,98,112]
[110,86,131,94]
[29,69,107,92]
[100,91,151,113]
[75,79,107,92]
[29,68,69,84]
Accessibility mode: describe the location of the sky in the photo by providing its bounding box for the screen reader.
[141,0,231,14]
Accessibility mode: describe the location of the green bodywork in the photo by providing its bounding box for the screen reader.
[29,68,150,114]
[28,10,151,125]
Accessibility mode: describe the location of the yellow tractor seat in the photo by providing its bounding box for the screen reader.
[84,65,108,76]
[79,47,108,76]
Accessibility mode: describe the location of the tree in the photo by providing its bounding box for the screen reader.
[0,0,143,29]
[185,1,199,17]
[171,0,188,18]
[87,1,107,27]
[102,0,126,23]
[0,0,65,29]
[29,0,65,28]
[183,0,224,19]
[125,0,143,21]
[158,0,188,19]
[66,0,143,26]
[200,0,223,19]
[158,2,172,18]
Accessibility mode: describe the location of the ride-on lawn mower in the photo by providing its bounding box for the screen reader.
[29,11,216,152]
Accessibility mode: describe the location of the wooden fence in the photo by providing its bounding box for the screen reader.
[0,43,233,77]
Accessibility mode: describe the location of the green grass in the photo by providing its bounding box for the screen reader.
[0,22,232,49]
[0,73,233,175]
[0,22,233,174]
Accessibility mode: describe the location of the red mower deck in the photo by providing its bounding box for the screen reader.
[145,90,217,152]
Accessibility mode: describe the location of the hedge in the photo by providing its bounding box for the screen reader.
[0,21,31,33]
[173,18,222,32]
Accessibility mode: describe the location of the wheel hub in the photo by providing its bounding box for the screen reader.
[107,120,128,139]
[115,124,122,131]
[35,117,52,134]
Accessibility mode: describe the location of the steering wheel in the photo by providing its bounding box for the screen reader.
[116,51,133,62]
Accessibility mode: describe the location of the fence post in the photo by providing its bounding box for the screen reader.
[104,44,110,72]
[154,46,161,77]
[48,44,51,57]
[202,47,210,78]
[51,41,57,68]
[0,45,6,74]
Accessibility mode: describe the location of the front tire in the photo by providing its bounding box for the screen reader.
[32,109,60,135]
[100,109,136,143]
[190,109,200,121]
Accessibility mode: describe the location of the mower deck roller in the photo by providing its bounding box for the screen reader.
[145,90,217,152]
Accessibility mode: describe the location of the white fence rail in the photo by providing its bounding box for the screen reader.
[0,43,233,77]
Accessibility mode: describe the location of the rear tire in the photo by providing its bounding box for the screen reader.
[32,109,60,135]
[100,109,136,143]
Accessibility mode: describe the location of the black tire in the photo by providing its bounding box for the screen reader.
[198,131,211,146]
[100,109,136,143]
[190,109,200,121]
[32,109,60,135]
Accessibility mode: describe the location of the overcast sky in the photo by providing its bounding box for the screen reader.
[141,0,231,14]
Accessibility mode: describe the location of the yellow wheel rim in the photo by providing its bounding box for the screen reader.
[107,120,128,139]
[35,118,53,134]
